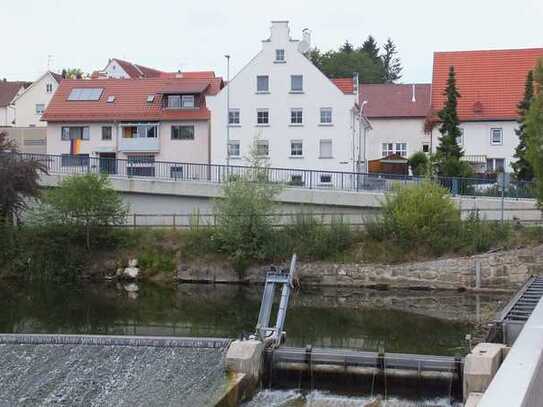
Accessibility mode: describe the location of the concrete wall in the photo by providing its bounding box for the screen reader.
[207,21,359,173]
[366,117,429,161]
[13,72,59,127]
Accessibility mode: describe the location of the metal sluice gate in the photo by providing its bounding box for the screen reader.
[487,275,543,345]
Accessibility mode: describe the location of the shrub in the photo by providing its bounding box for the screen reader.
[378,181,462,255]
[408,151,429,176]
[461,212,511,253]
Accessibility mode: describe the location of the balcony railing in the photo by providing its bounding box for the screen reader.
[14,153,537,200]
[118,137,160,153]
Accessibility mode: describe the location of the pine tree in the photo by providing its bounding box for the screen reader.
[435,66,470,177]
[381,38,402,83]
[512,70,535,180]
[340,40,354,54]
[360,35,379,61]
[526,59,543,206]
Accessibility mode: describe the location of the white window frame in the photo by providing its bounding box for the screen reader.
[395,143,408,157]
[290,108,303,125]
[490,128,503,145]
[35,104,45,115]
[228,140,240,157]
[456,128,464,146]
[275,49,285,62]
[256,109,269,125]
[290,75,303,92]
[228,109,240,125]
[382,143,394,157]
[320,107,333,125]
[256,75,269,93]
[290,140,303,157]
[255,140,269,157]
[181,95,195,108]
[46,83,53,93]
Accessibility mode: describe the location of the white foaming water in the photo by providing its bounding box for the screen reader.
[243,389,461,407]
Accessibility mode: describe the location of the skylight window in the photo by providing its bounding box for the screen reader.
[67,88,104,101]
[146,95,155,103]
[107,96,116,103]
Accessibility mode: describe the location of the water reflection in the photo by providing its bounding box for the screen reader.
[0,281,508,356]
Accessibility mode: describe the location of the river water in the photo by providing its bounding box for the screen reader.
[0,280,509,406]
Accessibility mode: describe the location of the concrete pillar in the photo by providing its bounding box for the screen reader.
[463,343,508,400]
[224,339,264,383]
[464,392,483,407]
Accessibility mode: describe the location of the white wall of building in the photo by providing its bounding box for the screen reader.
[13,72,59,127]
[102,60,130,79]
[46,120,209,164]
[366,118,428,160]
[0,106,15,127]
[207,21,359,174]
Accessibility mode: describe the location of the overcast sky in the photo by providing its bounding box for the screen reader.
[2,0,542,83]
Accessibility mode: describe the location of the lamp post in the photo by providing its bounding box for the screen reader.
[358,100,368,173]
[225,54,231,168]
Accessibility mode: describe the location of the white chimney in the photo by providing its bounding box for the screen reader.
[298,28,312,53]
[411,84,416,103]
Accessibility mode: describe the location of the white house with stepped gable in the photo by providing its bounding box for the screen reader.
[208,21,364,184]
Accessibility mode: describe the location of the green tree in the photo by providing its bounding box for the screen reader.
[435,66,471,177]
[306,48,323,70]
[512,70,535,181]
[526,59,543,207]
[360,35,380,61]
[213,140,282,270]
[61,68,85,79]
[0,132,47,224]
[319,50,384,83]
[381,38,402,83]
[408,151,430,176]
[340,40,354,54]
[36,173,128,249]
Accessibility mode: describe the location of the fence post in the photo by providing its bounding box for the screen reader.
[501,171,506,224]
[133,213,137,229]
[172,214,176,230]
[452,178,459,195]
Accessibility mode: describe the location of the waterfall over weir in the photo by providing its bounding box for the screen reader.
[0,334,232,407]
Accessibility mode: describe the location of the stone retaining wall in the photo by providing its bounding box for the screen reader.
[177,245,543,290]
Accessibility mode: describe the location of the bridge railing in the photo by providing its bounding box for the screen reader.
[15,152,536,199]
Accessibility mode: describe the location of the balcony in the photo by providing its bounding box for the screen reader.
[118,137,160,153]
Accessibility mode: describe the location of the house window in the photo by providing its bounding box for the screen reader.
[127,154,155,177]
[456,128,464,145]
[229,109,240,125]
[122,124,158,139]
[171,125,195,140]
[275,49,285,62]
[46,83,53,93]
[290,108,303,125]
[228,141,240,157]
[257,75,269,92]
[320,108,333,124]
[255,140,269,156]
[291,75,303,92]
[422,143,430,153]
[35,104,45,114]
[290,175,304,186]
[396,143,407,157]
[319,140,333,158]
[61,126,90,141]
[486,158,505,173]
[102,126,112,140]
[166,94,195,109]
[320,174,332,184]
[61,154,89,167]
[257,109,269,125]
[290,140,303,157]
[490,128,503,145]
[382,143,394,157]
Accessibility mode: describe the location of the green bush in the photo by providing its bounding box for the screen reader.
[377,181,462,255]
[408,152,430,176]
[461,212,511,253]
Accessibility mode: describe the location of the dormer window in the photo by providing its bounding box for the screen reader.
[275,49,285,62]
[166,94,195,109]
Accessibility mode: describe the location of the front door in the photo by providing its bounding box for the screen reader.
[99,153,117,174]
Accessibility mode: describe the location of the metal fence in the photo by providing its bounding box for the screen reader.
[16,152,536,199]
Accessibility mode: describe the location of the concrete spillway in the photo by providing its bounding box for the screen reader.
[0,335,231,407]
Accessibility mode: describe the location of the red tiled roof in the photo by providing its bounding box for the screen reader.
[42,77,223,122]
[0,81,27,107]
[113,58,164,79]
[159,71,216,79]
[432,48,543,121]
[359,83,431,118]
[331,78,354,94]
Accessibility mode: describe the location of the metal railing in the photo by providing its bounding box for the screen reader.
[16,152,536,199]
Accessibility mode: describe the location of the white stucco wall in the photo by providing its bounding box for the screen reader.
[14,72,59,127]
[102,60,130,79]
[207,21,359,173]
[46,120,209,164]
[0,106,15,126]
[366,117,429,161]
